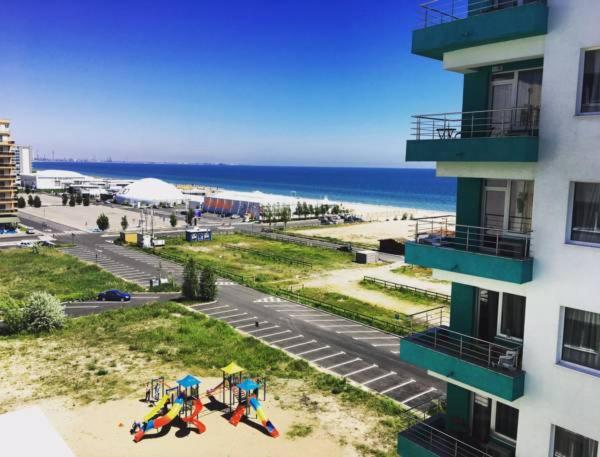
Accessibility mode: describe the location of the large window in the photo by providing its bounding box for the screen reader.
[561,307,600,372]
[579,49,600,114]
[553,426,598,457]
[493,401,519,442]
[499,293,526,340]
[570,182,600,245]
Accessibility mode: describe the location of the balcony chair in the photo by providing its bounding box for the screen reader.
[495,350,519,371]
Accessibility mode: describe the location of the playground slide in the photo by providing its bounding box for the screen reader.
[143,394,170,422]
[249,397,279,438]
[134,397,184,442]
[229,403,246,426]
[182,399,206,434]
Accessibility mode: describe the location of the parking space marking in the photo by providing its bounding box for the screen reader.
[362,372,396,386]
[319,324,363,329]
[372,343,400,347]
[326,357,362,370]
[310,351,345,363]
[304,319,345,323]
[228,316,257,324]
[282,339,317,350]
[400,387,437,405]
[202,305,230,312]
[336,330,380,334]
[344,364,378,378]
[296,345,330,356]
[389,350,400,354]
[260,329,291,339]
[219,312,247,319]
[237,321,268,329]
[380,380,415,394]
[353,336,399,340]
[290,314,326,318]
[247,325,279,334]
[206,308,239,316]
[270,335,303,344]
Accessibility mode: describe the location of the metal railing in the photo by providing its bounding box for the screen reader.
[412,215,532,259]
[418,0,544,28]
[409,305,450,331]
[363,276,451,303]
[408,325,522,371]
[412,107,540,140]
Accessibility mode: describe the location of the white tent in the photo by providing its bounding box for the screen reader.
[115,178,185,206]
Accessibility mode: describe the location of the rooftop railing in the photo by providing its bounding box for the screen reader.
[412,107,540,141]
[412,215,533,259]
[407,325,523,372]
[418,0,545,28]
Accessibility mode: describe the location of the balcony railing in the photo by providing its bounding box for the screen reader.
[412,215,532,259]
[407,325,523,371]
[412,107,540,141]
[418,0,545,28]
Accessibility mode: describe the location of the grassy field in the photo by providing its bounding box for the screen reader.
[150,233,355,285]
[0,248,144,303]
[391,265,448,284]
[0,302,409,456]
[358,280,448,309]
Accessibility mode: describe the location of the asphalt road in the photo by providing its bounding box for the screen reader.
[64,292,180,317]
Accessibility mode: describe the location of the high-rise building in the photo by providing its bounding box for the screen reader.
[0,119,18,229]
[398,1,599,456]
[12,145,32,184]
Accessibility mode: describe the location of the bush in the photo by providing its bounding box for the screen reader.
[62,193,68,205]
[0,298,25,333]
[97,213,109,231]
[69,195,76,207]
[121,215,128,231]
[82,194,90,206]
[3,292,66,334]
[199,266,217,302]
[170,212,177,228]
[33,195,42,208]
[76,194,83,205]
[182,257,199,300]
[27,195,34,206]
[17,196,26,208]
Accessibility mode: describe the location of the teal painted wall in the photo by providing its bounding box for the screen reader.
[450,283,477,335]
[397,434,440,457]
[456,177,482,226]
[446,384,472,435]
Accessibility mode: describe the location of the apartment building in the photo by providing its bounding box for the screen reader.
[0,120,18,229]
[397,1,600,456]
[12,145,32,185]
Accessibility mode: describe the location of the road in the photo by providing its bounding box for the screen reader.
[58,232,444,410]
[64,292,180,317]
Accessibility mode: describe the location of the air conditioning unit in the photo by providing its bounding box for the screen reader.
[485,442,515,457]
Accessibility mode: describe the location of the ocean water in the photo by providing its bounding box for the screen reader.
[32,162,457,212]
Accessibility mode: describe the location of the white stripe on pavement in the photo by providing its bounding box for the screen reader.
[310,351,345,363]
[353,336,399,340]
[336,330,380,334]
[296,346,330,356]
[372,343,400,347]
[260,330,291,339]
[344,364,378,378]
[229,317,257,324]
[401,387,437,405]
[201,305,229,312]
[206,308,239,316]
[237,321,268,329]
[326,358,362,370]
[270,335,303,344]
[362,372,396,386]
[247,325,279,334]
[319,324,363,329]
[220,313,247,319]
[282,340,317,350]
[380,379,415,394]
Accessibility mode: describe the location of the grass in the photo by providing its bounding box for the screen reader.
[149,233,354,285]
[0,302,412,455]
[391,265,448,284]
[0,247,144,303]
[359,280,447,308]
[286,422,314,439]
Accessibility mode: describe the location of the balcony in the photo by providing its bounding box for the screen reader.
[413,0,548,60]
[398,414,497,457]
[406,108,539,162]
[405,216,533,284]
[400,326,524,401]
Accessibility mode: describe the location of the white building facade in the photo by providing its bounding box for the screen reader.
[12,145,32,185]
[398,2,600,456]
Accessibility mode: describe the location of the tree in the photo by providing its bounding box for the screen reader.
[27,194,34,206]
[25,186,31,194]
[121,215,128,231]
[307,204,315,218]
[61,193,68,206]
[69,195,76,207]
[82,194,90,206]
[294,202,302,217]
[96,213,109,231]
[18,292,65,334]
[182,257,199,300]
[33,195,42,208]
[280,206,291,230]
[186,208,194,225]
[17,196,26,208]
[75,194,83,205]
[170,212,177,228]
[331,204,340,215]
[199,266,217,302]
[263,205,274,227]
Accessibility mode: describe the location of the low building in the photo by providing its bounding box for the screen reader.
[20,169,97,190]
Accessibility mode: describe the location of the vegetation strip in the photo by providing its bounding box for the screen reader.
[362,276,450,303]
[223,243,313,267]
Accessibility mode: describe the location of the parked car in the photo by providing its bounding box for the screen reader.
[26,227,35,234]
[17,240,35,248]
[97,289,131,302]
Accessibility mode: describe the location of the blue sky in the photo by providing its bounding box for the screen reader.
[2,0,461,167]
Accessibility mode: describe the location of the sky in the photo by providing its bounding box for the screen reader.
[1,0,462,167]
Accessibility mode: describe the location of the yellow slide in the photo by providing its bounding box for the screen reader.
[143,395,170,422]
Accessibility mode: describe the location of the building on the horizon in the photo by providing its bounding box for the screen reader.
[397,1,599,456]
[0,120,18,229]
[12,145,32,185]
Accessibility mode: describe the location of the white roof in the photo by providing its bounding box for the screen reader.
[35,169,88,178]
[116,177,185,203]
[210,189,334,207]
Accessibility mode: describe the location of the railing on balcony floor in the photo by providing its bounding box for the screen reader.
[407,326,523,372]
[412,107,539,141]
[418,0,545,28]
[412,215,532,259]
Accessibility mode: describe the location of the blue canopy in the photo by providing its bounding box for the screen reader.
[237,378,260,392]
[177,374,201,388]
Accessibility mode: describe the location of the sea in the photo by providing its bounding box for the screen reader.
[32,162,457,212]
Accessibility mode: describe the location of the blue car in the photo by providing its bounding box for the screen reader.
[97,289,131,302]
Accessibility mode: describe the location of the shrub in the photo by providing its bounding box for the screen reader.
[170,212,177,228]
[17,196,26,208]
[76,194,83,205]
[182,257,199,300]
[21,292,66,333]
[199,266,217,302]
[82,194,90,206]
[62,193,68,205]
[121,215,128,231]
[69,195,76,207]
[0,298,25,333]
[33,195,42,208]
[27,195,34,206]
[97,213,109,231]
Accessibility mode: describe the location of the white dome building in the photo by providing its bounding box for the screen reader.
[115,178,185,207]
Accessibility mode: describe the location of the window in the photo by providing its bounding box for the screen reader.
[499,293,526,340]
[561,307,600,371]
[493,402,519,442]
[569,183,600,245]
[579,49,600,114]
[553,426,598,457]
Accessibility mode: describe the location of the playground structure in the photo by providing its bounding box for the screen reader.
[131,362,279,443]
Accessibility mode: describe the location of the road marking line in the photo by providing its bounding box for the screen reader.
[380,380,415,394]
[237,321,268,329]
[353,336,399,340]
[319,324,363,329]
[362,372,396,386]
[229,317,257,324]
[389,350,400,354]
[344,364,378,378]
[201,305,229,312]
[336,330,380,334]
[206,308,239,316]
[304,319,345,323]
[326,357,362,370]
[296,346,330,356]
[290,314,326,318]
[372,343,400,347]
[310,351,345,362]
[401,387,437,405]
[274,307,305,312]
[271,335,303,344]
[220,312,247,319]
[260,330,291,339]
[282,339,317,350]
[65,305,99,309]
[247,325,279,334]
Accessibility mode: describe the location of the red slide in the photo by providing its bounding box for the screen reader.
[182,399,206,434]
[229,403,246,426]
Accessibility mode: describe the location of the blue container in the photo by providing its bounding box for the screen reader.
[186,228,212,242]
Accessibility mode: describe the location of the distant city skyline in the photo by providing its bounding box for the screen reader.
[3,0,461,167]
